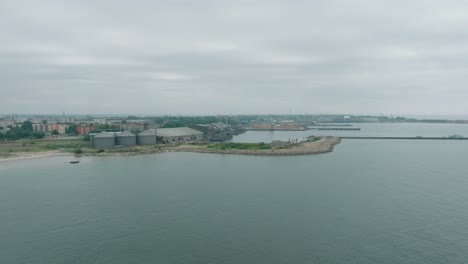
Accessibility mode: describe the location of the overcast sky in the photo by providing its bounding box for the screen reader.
[1,0,468,115]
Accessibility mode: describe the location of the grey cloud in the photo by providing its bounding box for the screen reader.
[1,0,468,115]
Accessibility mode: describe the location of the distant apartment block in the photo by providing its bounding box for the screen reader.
[77,125,97,135]
[32,124,69,134]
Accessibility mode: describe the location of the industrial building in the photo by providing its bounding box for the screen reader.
[91,127,204,148]
[116,131,137,146]
[156,127,204,143]
[92,132,116,148]
[137,129,157,145]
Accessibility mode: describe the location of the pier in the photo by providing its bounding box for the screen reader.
[312,128,361,131]
[340,136,467,140]
[311,124,354,127]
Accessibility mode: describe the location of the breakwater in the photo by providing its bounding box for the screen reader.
[246,128,306,131]
[314,128,361,131]
[341,136,467,140]
[311,124,354,127]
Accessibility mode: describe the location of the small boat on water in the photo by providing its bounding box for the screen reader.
[69,161,80,164]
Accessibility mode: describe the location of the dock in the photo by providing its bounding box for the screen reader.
[312,128,361,131]
[246,128,306,131]
[340,136,467,140]
[311,124,354,127]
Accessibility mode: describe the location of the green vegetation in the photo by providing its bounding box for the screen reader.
[0,121,45,141]
[0,138,91,155]
[207,142,271,150]
[131,115,250,127]
[22,121,33,132]
[91,124,120,133]
[308,136,322,142]
[73,148,83,155]
[51,130,59,135]
[65,123,78,134]
[44,144,59,150]
[159,116,218,128]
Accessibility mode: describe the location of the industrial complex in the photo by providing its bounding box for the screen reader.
[92,127,205,148]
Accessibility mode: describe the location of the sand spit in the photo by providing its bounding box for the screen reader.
[0,150,72,162]
[0,138,341,161]
[171,137,341,156]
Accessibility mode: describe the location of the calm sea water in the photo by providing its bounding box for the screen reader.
[233,123,468,143]
[1,124,468,264]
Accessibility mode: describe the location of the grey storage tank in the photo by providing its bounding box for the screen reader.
[137,129,157,145]
[116,131,137,146]
[93,132,116,148]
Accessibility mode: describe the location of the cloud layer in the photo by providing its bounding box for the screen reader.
[2,0,468,115]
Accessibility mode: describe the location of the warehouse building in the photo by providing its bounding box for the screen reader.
[116,131,137,146]
[157,127,204,143]
[137,129,157,145]
[93,132,116,147]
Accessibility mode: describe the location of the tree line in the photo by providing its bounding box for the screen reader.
[0,121,45,141]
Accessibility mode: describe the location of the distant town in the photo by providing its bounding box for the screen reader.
[1,114,468,145]
[1,113,468,160]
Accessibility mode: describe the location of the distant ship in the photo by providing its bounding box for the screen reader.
[69,161,80,164]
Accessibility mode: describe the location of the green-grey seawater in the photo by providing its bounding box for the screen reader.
[1,137,468,263]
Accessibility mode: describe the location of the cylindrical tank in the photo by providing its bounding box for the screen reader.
[116,131,137,146]
[92,132,116,147]
[137,129,157,145]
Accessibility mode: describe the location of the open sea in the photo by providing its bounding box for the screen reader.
[1,123,468,263]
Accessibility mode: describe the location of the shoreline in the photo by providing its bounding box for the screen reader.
[0,150,72,162]
[0,137,341,162]
[170,137,341,156]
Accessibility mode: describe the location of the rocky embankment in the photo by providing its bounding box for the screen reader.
[171,137,341,156]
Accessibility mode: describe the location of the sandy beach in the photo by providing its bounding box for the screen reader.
[0,150,72,162]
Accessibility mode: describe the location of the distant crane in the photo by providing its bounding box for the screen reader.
[216,114,228,126]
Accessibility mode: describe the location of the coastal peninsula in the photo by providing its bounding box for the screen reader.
[0,137,341,161]
[169,137,340,156]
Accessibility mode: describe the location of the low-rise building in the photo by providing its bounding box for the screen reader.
[32,123,69,134]
[47,124,69,134]
[93,118,107,124]
[77,125,96,135]
[32,123,48,132]
[0,119,16,127]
